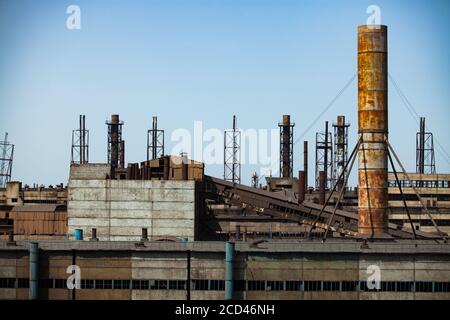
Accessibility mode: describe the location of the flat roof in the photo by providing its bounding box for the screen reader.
[1,239,449,254]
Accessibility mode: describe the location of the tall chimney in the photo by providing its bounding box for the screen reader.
[357,25,389,236]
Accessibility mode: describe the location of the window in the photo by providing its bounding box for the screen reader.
[150,280,167,290]
[209,280,224,291]
[304,281,321,292]
[396,281,413,292]
[248,281,265,291]
[194,280,208,290]
[169,280,186,290]
[381,282,396,292]
[435,282,450,292]
[416,281,432,292]
[113,280,130,290]
[266,281,284,291]
[234,280,246,291]
[132,280,149,290]
[81,279,94,289]
[341,281,357,292]
[0,278,15,288]
[323,281,340,291]
[285,281,301,291]
[95,280,112,289]
[55,279,66,289]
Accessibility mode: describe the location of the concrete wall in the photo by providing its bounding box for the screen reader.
[1,245,450,300]
[68,179,197,241]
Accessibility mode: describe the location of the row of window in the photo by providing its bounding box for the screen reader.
[1,278,449,293]
[388,180,450,189]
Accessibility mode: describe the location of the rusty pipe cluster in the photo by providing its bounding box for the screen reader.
[357,25,389,236]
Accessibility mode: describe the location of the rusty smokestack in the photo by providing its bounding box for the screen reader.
[279,115,294,178]
[298,170,305,203]
[304,141,308,190]
[357,25,389,236]
[319,170,325,205]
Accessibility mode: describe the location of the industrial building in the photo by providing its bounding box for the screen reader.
[0,24,450,300]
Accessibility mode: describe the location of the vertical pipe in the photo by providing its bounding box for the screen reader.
[357,25,388,236]
[232,115,236,183]
[319,171,325,205]
[79,115,83,163]
[281,115,291,178]
[225,241,234,300]
[120,141,125,169]
[324,121,329,189]
[419,117,425,174]
[298,170,305,203]
[110,115,120,168]
[186,250,191,300]
[152,116,157,159]
[29,242,39,300]
[304,141,308,191]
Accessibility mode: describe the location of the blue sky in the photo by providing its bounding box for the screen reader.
[0,0,449,186]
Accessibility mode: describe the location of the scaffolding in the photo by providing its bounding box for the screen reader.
[332,115,350,189]
[71,115,89,164]
[224,115,241,184]
[278,115,295,178]
[0,133,14,188]
[416,117,436,175]
[106,114,124,168]
[147,116,165,161]
[315,121,333,190]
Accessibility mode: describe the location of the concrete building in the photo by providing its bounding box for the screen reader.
[67,162,202,241]
[0,240,449,300]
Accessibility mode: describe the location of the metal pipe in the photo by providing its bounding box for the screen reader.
[29,242,39,300]
[120,140,125,169]
[304,141,308,191]
[281,115,291,178]
[225,241,234,300]
[419,117,425,174]
[324,121,329,188]
[110,114,120,168]
[319,171,325,205]
[298,170,305,203]
[357,25,388,236]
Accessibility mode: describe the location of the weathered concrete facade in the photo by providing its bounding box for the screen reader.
[0,240,449,300]
[68,179,197,241]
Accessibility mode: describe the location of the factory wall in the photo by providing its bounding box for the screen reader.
[68,179,197,241]
[2,244,449,300]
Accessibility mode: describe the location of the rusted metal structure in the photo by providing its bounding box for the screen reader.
[278,115,294,178]
[0,132,14,188]
[106,114,124,171]
[147,116,164,161]
[224,115,241,184]
[332,115,350,190]
[298,170,305,203]
[71,115,89,165]
[416,117,436,175]
[315,121,333,190]
[357,25,389,236]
